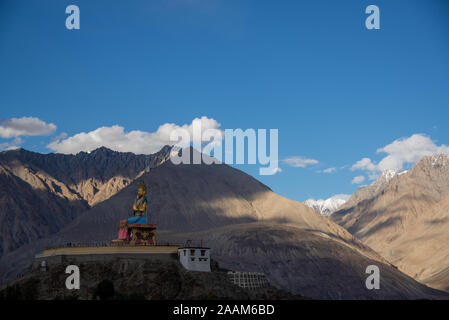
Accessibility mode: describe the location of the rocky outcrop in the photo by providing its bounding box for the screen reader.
[0,258,303,300]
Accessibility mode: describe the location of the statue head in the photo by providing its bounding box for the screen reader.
[137,181,147,198]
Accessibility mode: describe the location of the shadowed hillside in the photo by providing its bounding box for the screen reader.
[1,148,447,299]
[0,146,171,260]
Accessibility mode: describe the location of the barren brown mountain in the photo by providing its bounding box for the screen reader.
[0,148,447,299]
[0,146,171,258]
[332,154,449,291]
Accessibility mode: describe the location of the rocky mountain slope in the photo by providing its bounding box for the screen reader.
[331,154,449,291]
[0,148,447,299]
[337,169,399,212]
[0,146,171,258]
[0,164,88,257]
[164,223,447,299]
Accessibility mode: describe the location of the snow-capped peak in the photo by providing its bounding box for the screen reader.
[367,169,398,193]
[305,194,351,216]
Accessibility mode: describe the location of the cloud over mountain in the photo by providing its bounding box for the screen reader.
[351,134,449,180]
[47,116,221,155]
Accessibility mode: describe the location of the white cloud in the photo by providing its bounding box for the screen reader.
[0,117,56,138]
[321,167,336,174]
[351,157,377,171]
[261,166,282,175]
[273,167,282,173]
[0,137,23,151]
[52,132,67,142]
[351,175,365,184]
[282,156,318,168]
[376,134,449,171]
[351,134,449,178]
[47,116,222,155]
[0,142,18,151]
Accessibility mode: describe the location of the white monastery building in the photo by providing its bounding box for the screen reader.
[178,247,211,272]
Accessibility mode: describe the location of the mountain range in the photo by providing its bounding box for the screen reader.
[332,154,449,292]
[0,146,171,257]
[0,147,448,299]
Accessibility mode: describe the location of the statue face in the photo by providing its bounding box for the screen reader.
[137,187,146,197]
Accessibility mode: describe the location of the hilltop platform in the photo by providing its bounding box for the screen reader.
[33,245,181,269]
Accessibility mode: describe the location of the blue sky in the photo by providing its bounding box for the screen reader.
[1,0,448,202]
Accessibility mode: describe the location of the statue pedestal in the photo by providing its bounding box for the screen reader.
[112,221,157,246]
[128,223,157,245]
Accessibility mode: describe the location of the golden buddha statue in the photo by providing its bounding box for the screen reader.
[128,181,148,223]
[133,181,148,216]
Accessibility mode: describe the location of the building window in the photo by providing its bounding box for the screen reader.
[183,250,186,256]
[191,258,195,261]
[190,249,195,256]
[200,250,206,256]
